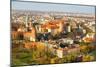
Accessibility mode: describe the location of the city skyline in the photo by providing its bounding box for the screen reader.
[11,1,96,66]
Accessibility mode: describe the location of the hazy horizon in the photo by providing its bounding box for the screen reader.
[12,1,95,15]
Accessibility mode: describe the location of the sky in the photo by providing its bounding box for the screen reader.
[12,1,95,14]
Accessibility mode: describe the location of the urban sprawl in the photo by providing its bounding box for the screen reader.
[11,10,96,65]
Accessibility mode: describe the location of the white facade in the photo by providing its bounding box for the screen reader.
[57,49,63,58]
[62,38,73,44]
[30,37,35,42]
[56,49,68,58]
[67,26,71,32]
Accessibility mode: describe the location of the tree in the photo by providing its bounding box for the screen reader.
[80,45,89,54]
[82,55,95,62]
